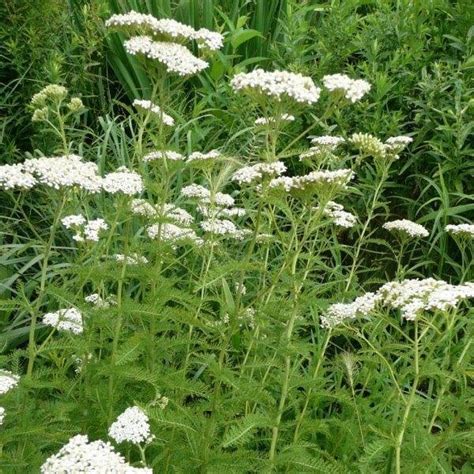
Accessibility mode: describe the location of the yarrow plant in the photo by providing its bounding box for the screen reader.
[0,8,472,474]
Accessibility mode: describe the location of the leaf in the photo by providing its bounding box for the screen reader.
[231,29,263,50]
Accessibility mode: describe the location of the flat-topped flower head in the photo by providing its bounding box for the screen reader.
[317,201,357,228]
[113,253,148,265]
[445,224,474,239]
[383,219,429,239]
[106,11,224,51]
[41,434,152,473]
[231,69,321,105]
[85,293,117,309]
[43,308,83,334]
[125,36,208,76]
[186,150,224,169]
[131,199,157,218]
[0,370,20,395]
[322,74,371,102]
[181,184,235,207]
[200,219,251,240]
[31,84,68,108]
[147,223,202,247]
[108,406,153,445]
[23,155,103,192]
[0,163,37,190]
[300,136,345,161]
[62,214,108,242]
[322,278,474,327]
[133,99,174,126]
[232,161,286,185]
[269,169,354,198]
[102,166,144,195]
[143,150,184,162]
[254,114,295,125]
[384,136,413,154]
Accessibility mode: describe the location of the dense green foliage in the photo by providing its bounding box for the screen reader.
[0,1,473,472]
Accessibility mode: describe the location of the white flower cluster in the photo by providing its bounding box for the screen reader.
[113,253,149,265]
[383,219,429,238]
[102,166,144,195]
[199,205,246,219]
[187,150,221,163]
[43,308,83,335]
[445,224,474,238]
[254,114,295,125]
[108,406,153,445]
[125,36,208,76]
[322,278,474,327]
[384,135,413,153]
[133,99,174,126]
[163,204,194,226]
[200,219,251,240]
[106,11,224,51]
[85,293,117,309]
[62,214,108,242]
[23,155,103,192]
[40,434,152,473]
[147,223,202,246]
[268,169,354,193]
[181,184,235,207]
[131,199,157,218]
[232,161,286,185]
[231,69,321,105]
[0,164,36,190]
[318,201,357,228]
[300,135,345,160]
[143,150,184,162]
[0,370,20,395]
[322,74,371,102]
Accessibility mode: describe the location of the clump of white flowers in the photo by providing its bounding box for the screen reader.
[131,199,158,218]
[125,36,209,76]
[102,166,144,195]
[268,169,354,195]
[62,214,108,242]
[40,434,152,473]
[322,278,474,328]
[133,99,174,126]
[43,308,83,335]
[231,69,321,105]
[0,370,20,395]
[85,293,117,309]
[300,135,345,160]
[200,219,251,240]
[0,163,36,190]
[232,161,286,185]
[113,253,149,265]
[181,184,235,207]
[143,150,184,162]
[108,406,153,445]
[147,223,202,246]
[322,74,371,103]
[105,11,224,51]
[384,136,413,154]
[445,224,474,238]
[23,155,103,192]
[254,114,295,125]
[383,219,429,239]
[187,150,222,163]
[317,201,357,228]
